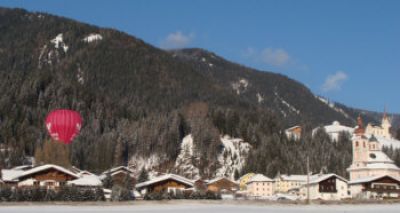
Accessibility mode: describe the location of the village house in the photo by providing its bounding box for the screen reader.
[6,164,79,189]
[193,179,208,191]
[135,174,193,195]
[100,166,135,187]
[206,177,239,193]
[348,175,400,199]
[246,174,275,198]
[238,173,255,190]
[285,126,302,141]
[274,174,308,193]
[67,172,103,188]
[347,116,400,181]
[299,173,349,200]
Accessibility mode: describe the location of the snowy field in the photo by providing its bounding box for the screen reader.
[0,203,400,213]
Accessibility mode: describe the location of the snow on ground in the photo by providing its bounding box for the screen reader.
[76,66,84,84]
[1,203,400,213]
[374,135,400,149]
[275,92,300,115]
[316,96,350,119]
[231,78,249,95]
[256,93,264,103]
[50,33,68,53]
[83,33,103,43]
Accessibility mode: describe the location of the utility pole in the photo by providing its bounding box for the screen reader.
[306,156,310,204]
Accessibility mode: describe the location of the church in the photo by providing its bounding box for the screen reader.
[347,115,400,198]
[347,116,400,181]
[365,110,392,139]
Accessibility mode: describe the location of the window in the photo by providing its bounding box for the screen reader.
[370,153,376,159]
[356,141,359,147]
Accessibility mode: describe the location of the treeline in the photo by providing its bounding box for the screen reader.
[242,129,353,178]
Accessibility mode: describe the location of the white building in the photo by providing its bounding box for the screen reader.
[246,174,275,198]
[312,121,354,142]
[299,174,349,200]
[274,174,308,193]
[365,111,392,139]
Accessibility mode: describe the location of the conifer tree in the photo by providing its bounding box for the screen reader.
[34,139,71,167]
[103,172,113,189]
[138,167,149,183]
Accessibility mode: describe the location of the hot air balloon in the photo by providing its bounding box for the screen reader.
[45,109,82,144]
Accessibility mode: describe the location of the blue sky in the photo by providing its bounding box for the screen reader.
[1,0,399,113]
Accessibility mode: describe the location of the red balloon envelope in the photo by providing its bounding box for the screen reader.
[45,109,82,144]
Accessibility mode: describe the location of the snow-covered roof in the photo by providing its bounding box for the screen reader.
[279,174,308,182]
[102,166,132,175]
[136,174,193,189]
[349,175,400,185]
[207,177,237,185]
[68,175,102,187]
[368,151,394,163]
[1,169,24,182]
[12,165,33,171]
[12,164,79,181]
[308,174,347,185]
[285,126,301,132]
[313,121,354,136]
[324,121,354,133]
[247,174,273,183]
[366,163,400,170]
[77,170,95,177]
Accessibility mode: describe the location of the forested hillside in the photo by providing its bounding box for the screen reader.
[0,7,398,178]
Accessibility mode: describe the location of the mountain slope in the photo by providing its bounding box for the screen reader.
[0,7,397,178]
[171,48,357,127]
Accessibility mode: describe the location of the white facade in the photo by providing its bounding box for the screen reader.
[299,174,349,200]
[246,174,275,198]
[365,113,392,139]
[274,174,307,193]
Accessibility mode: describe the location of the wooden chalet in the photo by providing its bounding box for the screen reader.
[194,179,208,191]
[101,166,135,187]
[349,175,400,199]
[300,173,349,200]
[136,174,193,194]
[10,164,79,189]
[206,177,239,193]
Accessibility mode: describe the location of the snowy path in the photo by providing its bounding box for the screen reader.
[0,203,399,213]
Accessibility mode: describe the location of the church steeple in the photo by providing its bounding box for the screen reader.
[354,115,365,135]
[383,105,388,119]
